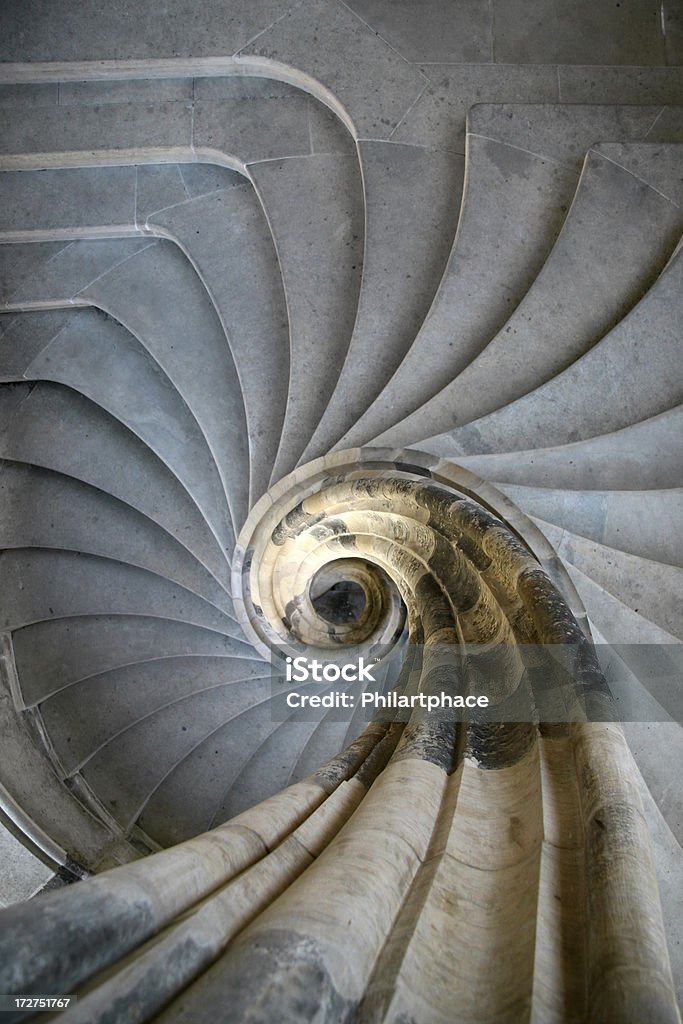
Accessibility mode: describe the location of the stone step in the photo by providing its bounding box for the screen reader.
[496,484,683,567]
[0,164,140,240]
[344,102,683,448]
[0,459,235,617]
[0,162,250,238]
[0,77,318,170]
[249,152,364,481]
[138,700,325,846]
[1,242,250,532]
[11,615,259,707]
[418,240,683,457]
[559,559,680,647]
[432,405,683,491]
[0,164,289,505]
[0,305,237,554]
[530,519,683,639]
[80,242,250,530]
[0,381,233,591]
[625,720,683,852]
[590,627,683,844]
[286,717,364,784]
[1,236,154,300]
[287,657,400,782]
[148,183,289,505]
[40,656,270,783]
[301,141,464,461]
[209,716,342,827]
[0,161,243,240]
[39,657,270,783]
[0,549,240,636]
[344,105,683,447]
[70,671,274,839]
[386,143,683,442]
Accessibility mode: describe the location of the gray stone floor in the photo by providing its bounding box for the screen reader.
[2,0,682,65]
[2,1,683,150]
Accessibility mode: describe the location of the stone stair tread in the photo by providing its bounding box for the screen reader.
[0,461,235,617]
[0,549,240,636]
[595,633,682,729]
[467,102,678,164]
[593,141,683,206]
[0,382,232,590]
[0,97,194,167]
[0,237,155,303]
[302,141,464,460]
[530,518,683,639]
[0,305,237,553]
[137,700,289,846]
[0,162,246,241]
[345,105,683,446]
[241,0,426,139]
[416,241,683,457]
[430,405,683,492]
[79,243,250,533]
[286,716,365,783]
[39,657,271,777]
[191,84,313,164]
[0,685,121,873]
[562,558,680,646]
[149,185,290,505]
[391,144,683,437]
[375,154,683,450]
[590,627,683,846]
[647,105,683,140]
[497,483,683,568]
[627,720,683,852]
[211,718,333,825]
[11,615,259,707]
[140,162,243,213]
[0,163,288,508]
[77,680,275,834]
[0,165,138,239]
[0,82,59,109]
[247,153,363,482]
[0,81,321,169]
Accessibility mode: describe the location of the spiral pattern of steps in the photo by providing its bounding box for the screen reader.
[0,22,681,1023]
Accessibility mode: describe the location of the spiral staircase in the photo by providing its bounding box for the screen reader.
[0,3,682,1020]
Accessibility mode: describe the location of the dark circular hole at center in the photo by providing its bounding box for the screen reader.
[311,580,367,625]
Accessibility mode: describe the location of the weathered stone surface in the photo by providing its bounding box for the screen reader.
[0,9,681,1017]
